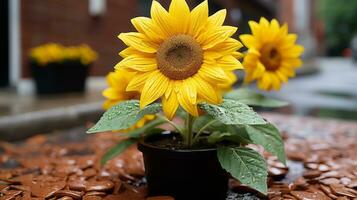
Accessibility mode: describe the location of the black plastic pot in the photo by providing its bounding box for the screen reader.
[138,133,228,200]
[31,60,89,95]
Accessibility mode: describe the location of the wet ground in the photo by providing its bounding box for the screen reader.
[0,113,356,199]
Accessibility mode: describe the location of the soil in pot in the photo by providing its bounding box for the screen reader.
[138,132,229,200]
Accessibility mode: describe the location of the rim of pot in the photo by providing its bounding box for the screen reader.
[138,132,218,153]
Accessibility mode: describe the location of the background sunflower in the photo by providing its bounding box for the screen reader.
[103,68,154,131]
[240,17,304,91]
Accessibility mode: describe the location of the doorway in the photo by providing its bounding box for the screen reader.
[0,0,9,87]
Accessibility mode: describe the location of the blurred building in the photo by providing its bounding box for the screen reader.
[1,0,318,94]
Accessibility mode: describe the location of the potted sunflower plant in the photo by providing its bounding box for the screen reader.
[88,0,303,199]
[30,43,98,94]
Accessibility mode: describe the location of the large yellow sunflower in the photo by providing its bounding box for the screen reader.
[240,17,304,91]
[115,0,243,119]
[103,68,155,131]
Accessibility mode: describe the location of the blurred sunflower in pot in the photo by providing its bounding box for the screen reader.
[30,43,98,66]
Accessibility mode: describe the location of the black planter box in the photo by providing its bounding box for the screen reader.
[31,61,90,95]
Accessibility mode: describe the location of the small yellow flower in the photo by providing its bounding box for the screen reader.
[78,44,98,65]
[103,68,155,131]
[240,17,304,91]
[116,0,243,119]
[30,43,97,66]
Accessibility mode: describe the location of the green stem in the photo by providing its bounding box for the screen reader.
[185,112,195,148]
[192,119,218,143]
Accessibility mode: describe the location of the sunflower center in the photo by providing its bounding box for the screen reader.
[157,34,203,80]
[260,44,281,71]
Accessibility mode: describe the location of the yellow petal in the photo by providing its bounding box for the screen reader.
[189,0,208,38]
[184,78,197,104]
[248,20,261,37]
[243,55,259,68]
[258,17,271,43]
[279,24,288,37]
[240,34,258,49]
[106,72,116,86]
[279,67,296,77]
[177,82,199,117]
[200,26,237,50]
[244,68,255,83]
[252,62,266,79]
[259,17,270,29]
[276,70,288,83]
[115,56,157,72]
[281,45,304,58]
[192,75,219,104]
[103,100,117,110]
[169,0,190,33]
[131,17,165,43]
[119,47,155,59]
[204,51,221,60]
[270,19,280,40]
[270,73,281,90]
[258,73,272,91]
[232,52,244,59]
[102,88,124,100]
[207,38,243,56]
[217,55,244,70]
[218,70,237,90]
[140,71,168,109]
[162,92,179,120]
[119,47,134,58]
[278,34,297,48]
[207,9,226,28]
[247,48,261,56]
[106,70,132,88]
[126,72,154,92]
[118,32,158,53]
[198,64,230,84]
[282,58,303,68]
[151,1,173,37]
[164,81,173,99]
[227,70,238,84]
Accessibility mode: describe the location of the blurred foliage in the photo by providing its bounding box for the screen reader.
[319,0,357,56]
[314,108,357,121]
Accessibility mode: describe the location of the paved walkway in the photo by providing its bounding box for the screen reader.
[272,57,357,115]
[0,90,103,116]
[0,90,104,141]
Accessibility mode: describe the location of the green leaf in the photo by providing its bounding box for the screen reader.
[206,125,252,145]
[217,146,268,194]
[199,99,267,125]
[243,124,286,165]
[122,118,166,139]
[207,131,241,144]
[193,115,223,133]
[87,100,161,134]
[101,139,136,165]
[225,88,288,108]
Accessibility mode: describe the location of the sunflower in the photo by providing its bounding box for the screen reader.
[103,68,155,131]
[115,0,243,119]
[240,17,304,91]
